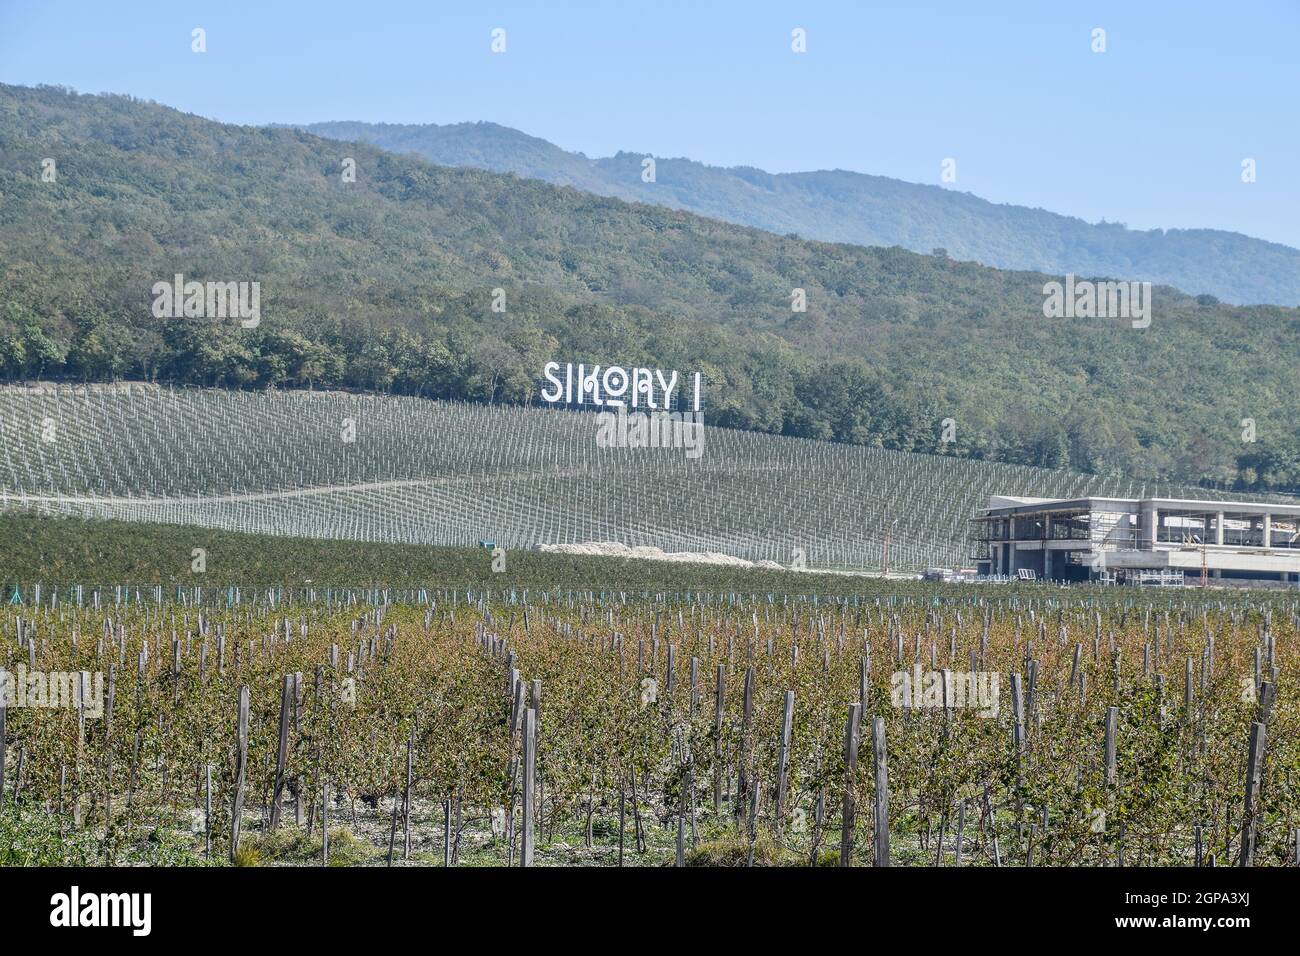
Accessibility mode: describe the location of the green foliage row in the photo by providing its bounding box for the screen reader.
[0,513,884,594]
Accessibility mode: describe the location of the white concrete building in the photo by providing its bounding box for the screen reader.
[972,495,1300,584]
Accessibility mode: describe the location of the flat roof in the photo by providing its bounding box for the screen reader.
[976,495,1300,518]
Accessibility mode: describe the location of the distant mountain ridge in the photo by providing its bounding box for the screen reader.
[302,119,1300,307]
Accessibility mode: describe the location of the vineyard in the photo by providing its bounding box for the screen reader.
[0,384,1282,573]
[1,586,1295,867]
[0,514,900,596]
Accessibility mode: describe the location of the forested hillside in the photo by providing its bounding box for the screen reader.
[2,83,1299,493]
[304,119,1300,308]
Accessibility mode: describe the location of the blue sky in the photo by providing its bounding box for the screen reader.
[2,0,1297,247]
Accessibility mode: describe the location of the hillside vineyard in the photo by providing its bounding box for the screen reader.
[0,385,1270,572]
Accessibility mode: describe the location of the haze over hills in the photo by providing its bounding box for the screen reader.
[300,120,1300,309]
[2,83,1299,496]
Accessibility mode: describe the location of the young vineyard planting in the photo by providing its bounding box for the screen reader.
[0,384,1273,572]
[0,588,1294,866]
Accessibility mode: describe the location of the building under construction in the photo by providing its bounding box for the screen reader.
[972,495,1300,585]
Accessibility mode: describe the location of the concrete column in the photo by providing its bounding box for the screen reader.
[1263,514,1272,548]
[1216,512,1224,546]
[1142,504,1158,550]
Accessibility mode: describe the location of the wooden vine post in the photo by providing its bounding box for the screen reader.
[841,702,861,866]
[773,690,795,838]
[872,716,890,866]
[713,664,725,814]
[1239,721,1266,867]
[230,684,250,862]
[521,707,537,867]
[269,674,292,831]
[0,702,6,808]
